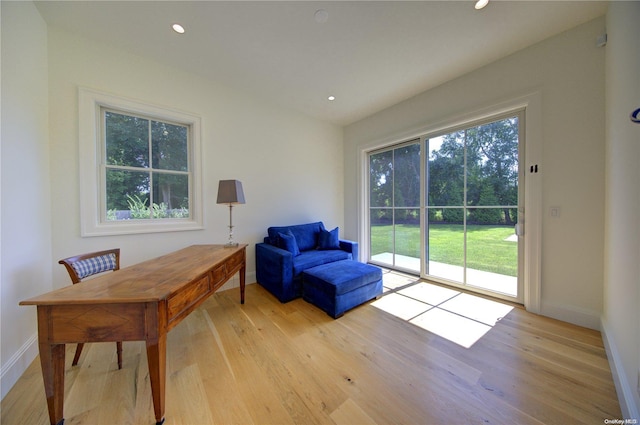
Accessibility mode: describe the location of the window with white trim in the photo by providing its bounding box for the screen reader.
[79,88,203,236]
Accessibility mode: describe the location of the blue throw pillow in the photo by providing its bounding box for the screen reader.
[318,227,340,250]
[278,230,300,256]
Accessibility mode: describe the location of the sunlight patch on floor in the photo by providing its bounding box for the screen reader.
[398,282,459,305]
[410,308,492,348]
[370,293,432,321]
[379,270,417,292]
[438,293,514,327]
[372,270,514,348]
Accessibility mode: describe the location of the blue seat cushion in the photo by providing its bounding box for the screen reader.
[292,250,351,277]
[303,260,382,295]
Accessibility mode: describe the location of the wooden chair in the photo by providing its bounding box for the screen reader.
[58,248,123,369]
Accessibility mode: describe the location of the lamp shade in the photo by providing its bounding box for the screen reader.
[216,180,245,204]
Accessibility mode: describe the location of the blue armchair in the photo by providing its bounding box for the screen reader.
[255,222,358,302]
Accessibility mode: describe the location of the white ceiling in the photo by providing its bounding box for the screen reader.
[35,1,608,126]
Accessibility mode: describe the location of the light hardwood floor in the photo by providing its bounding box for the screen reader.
[2,272,621,425]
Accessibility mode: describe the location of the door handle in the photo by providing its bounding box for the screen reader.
[515,223,524,237]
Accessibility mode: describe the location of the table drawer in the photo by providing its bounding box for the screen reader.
[226,250,245,274]
[48,303,147,342]
[167,274,211,321]
[210,264,226,290]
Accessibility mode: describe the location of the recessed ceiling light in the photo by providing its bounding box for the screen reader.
[474,0,489,10]
[172,23,185,34]
[314,9,329,24]
[328,96,336,101]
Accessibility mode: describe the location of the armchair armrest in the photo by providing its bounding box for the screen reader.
[339,239,359,261]
[256,242,293,296]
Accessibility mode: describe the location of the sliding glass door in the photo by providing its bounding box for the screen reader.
[368,112,523,301]
[369,140,421,273]
[426,115,521,298]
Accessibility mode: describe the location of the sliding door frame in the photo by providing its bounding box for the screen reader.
[358,92,542,312]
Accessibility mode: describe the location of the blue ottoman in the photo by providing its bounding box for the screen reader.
[302,260,383,318]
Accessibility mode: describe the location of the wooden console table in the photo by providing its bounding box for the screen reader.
[20,244,247,425]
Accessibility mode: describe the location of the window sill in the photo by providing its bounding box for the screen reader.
[81,219,204,237]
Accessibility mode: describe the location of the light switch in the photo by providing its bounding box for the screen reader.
[550,206,560,218]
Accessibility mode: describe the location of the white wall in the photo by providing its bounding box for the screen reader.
[47,26,344,290]
[602,2,640,419]
[1,5,343,399]
[344,18,606,328]
[0,2,52,398]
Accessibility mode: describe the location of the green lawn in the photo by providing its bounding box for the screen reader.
[371,223,517,276]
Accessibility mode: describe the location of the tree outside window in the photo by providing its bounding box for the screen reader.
[103,110,190,221]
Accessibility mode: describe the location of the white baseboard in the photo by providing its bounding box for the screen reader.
[218,271,256,292]
[601,317,640,420]
[540,299,601,330]
[0,333,38,400]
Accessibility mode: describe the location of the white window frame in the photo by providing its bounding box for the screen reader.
[79,87,203,236]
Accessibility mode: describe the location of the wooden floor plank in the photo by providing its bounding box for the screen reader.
[2,279,621,425]
[330,398,378,425]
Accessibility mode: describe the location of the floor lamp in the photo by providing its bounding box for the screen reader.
[216,180,245,247]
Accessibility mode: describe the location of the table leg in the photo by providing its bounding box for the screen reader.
[38,307,65,425]
[240,262,246,304]
[145,303,167,425]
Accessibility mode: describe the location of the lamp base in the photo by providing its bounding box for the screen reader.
[223,204,240,247]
